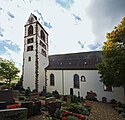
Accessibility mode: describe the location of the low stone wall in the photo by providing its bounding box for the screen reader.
[0,108,27,120]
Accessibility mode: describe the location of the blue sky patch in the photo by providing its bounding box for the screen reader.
[0,40,21,54]
[78,41,85,49]
[44,21,52,29]
[0,32,3,37]
[0,27,4,37]
[73,14,82,21]
[87,42,101,50]
[56,0,74,9]
[34,10,52,29]
[35,10,44,20]
[7,11,15,18]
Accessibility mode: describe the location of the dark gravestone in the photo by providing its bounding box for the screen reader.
[45,97,56,109]
[29,93,39,101]
[12,90,19,100]
[48,102,56,116]
[0,89,14,104]
[21,101,33,118]
[0,108,27,120]
[86,91,97,101]
[0,102,7,110]
[33,101,41,115]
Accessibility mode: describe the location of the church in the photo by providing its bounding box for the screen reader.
[22,13,125,103]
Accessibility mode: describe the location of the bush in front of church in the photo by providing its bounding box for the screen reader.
[52,90,60,99]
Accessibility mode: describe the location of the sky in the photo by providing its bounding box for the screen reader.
[0,0,125,72]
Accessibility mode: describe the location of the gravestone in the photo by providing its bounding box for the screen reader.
[86,90,97,101]
[0,108,27,120]
[29,93,39,101]
[64,95,71,106]
[21,101,33,118]
[0,102,7,110]
[0,89,15,104]
[12,90,19,101]
[45,97,56,109]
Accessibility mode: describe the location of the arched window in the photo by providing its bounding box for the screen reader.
[28,56,31,61]
[81,76,86,82]
[50,73,55,86]
[73,74,80,88]
[41,30,45,41]
[28,25,33,35]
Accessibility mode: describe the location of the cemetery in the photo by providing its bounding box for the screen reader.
[0,85,124,120]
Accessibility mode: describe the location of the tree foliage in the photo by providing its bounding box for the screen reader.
[98,17,125,87]
[0,59,20,85]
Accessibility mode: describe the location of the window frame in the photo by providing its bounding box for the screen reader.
[73,74,80,89]
[27,45,33,51]
[27,38,34,44]
[28,25,33,36]
[81,76,86,82]
[50,73,55,86]
[41,30,45,41]
[41,49,46,57]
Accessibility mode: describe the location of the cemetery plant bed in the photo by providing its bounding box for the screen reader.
[65,103,90,116]
[62,111,87,120]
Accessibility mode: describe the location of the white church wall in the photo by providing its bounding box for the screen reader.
[47,70,125,103]
[23,52,36,90]
[64,70,125,103]
[38,54,49,92]
[37,23,49,92]
[47,70,63,94]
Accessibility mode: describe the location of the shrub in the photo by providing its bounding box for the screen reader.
[18,96,25,101]
[71,95,79,104]
[52,90,60,99]
[118,101,122,108]
[63,95,69,101]
[66,103,90,116]
[25,87,31,96]
[110,99,117,104]
[67,115,77,120]
[81,97,85,103]
[46,92,52,98]
[102,97,107,102]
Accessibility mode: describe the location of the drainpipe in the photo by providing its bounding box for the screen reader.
[62,70,64,95]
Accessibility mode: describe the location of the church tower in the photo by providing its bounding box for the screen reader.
[23,13,49,92]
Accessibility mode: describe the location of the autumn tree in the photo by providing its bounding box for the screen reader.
[0,59,20,85]
[98,17,125,88]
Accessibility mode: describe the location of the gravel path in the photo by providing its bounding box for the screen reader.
[86,101,124,120]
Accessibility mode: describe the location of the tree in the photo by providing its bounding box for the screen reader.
[97,17,125,88]
[0,59,20,85]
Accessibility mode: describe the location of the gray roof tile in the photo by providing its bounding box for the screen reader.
[46,51,103,70]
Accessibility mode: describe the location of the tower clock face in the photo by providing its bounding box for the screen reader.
[28,17,33,23]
